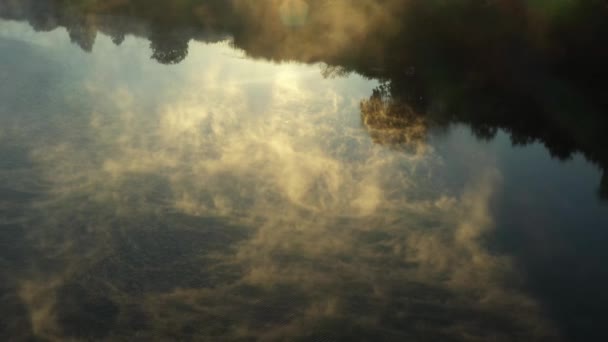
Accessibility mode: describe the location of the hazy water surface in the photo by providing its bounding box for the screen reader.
[1,1,608,341]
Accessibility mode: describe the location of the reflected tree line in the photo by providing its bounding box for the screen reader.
[1,0,606,198]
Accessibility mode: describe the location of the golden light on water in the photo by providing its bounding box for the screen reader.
[5,0,607,337]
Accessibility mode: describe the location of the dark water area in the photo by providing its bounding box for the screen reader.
[1,1,608,341]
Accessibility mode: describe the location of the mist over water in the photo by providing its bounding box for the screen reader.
[1,1,608,341]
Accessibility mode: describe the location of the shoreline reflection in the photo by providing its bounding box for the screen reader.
[1,1,608,340]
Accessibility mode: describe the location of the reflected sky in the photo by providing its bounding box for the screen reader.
[1,3,608,341]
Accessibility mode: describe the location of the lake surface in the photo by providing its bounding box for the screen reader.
[1,1,608,341]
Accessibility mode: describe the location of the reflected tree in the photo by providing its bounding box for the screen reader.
[149,30,190,65]
[360,83,429,152]
[26,1,58,32]
[66,21,97,52]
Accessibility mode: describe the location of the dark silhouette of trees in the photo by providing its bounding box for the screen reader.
[149,29,190,64]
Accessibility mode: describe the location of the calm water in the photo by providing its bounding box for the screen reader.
[1,1,608,341]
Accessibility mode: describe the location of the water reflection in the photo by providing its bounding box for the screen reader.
[2,0,607,198]
[1,1,608,341]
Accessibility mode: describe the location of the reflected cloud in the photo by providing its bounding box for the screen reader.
[0,29,559,340]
